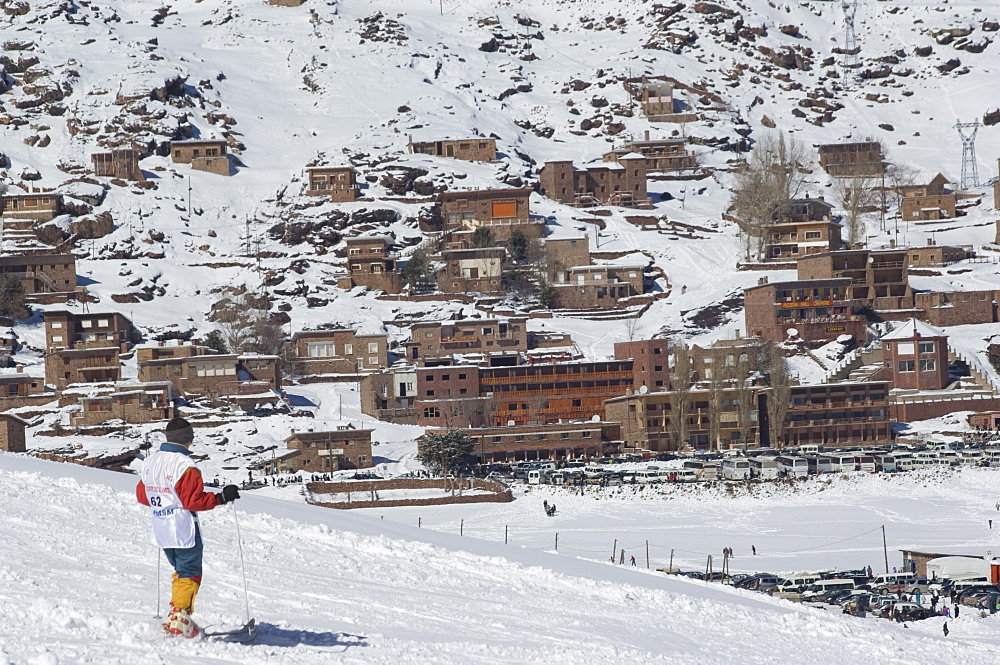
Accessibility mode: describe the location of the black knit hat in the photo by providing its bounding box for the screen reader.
[164,417,194,445]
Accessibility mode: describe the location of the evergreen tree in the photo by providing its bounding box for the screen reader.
[417,429,475,476]
[203,329,229,354]
[0,276,30,319]
[471,227,494,248]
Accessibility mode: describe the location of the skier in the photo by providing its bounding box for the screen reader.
[136,417,241,638]
[630,555,637,567]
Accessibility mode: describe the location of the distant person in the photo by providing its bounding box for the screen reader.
[943,621,949,637]
[752,545,757,556]
[866,565,873,578]
[630,556,637,567]
[954,604,960,619]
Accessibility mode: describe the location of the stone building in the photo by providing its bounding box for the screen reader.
[758,197,839,260]
[0,413,27,452]
[436,188,538,240]
[306,166,359,202]
[138,352,281,400]
[71,382,176,427]
[437,248,505,295]
[0,192,63,223]
[91,149,145,181]
[169,139,230,176]
[779,382,892,447]
[404,318,528,366]
[339,236,403,293]
[898,173,949,198]
[912,290,1000,328]
[284,427,373,472]
[743,277,867,344]
[539,154,651,208]
[429,421,619,463]
[0,254,76,296]
[689,338,765,383]
[605,386,761,452]
[817,141,885,176]
[542,237,591,284]
[550,264,646,310]
[44,311,137,352]
[880,319,950,391]
[900,194,957,221]
[287,329,389,376]
[608,133,696,172]
[905,241,970,268]
[46,347,121,389]
[796,248,912,310]
[408,136,496,162]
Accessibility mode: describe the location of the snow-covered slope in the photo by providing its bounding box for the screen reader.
[3,451,1000,664]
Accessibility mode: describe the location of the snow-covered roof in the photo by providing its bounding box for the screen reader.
[882,318,945,340]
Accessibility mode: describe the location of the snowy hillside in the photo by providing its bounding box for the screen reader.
[4,451,1000,664]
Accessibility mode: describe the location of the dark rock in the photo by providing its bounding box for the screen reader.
[479,37,499,52]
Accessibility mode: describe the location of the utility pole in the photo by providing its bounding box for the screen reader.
[955,121,981,190]
[882,524,889,575]
[187,177,192,218]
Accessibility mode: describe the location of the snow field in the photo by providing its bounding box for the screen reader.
[4,453,1000,663]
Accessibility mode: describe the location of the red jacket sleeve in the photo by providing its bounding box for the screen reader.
[136,480,150,506]
[175,467,222,512]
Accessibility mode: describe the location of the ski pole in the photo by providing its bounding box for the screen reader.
[156,549,161,618]
[232,503,252,624]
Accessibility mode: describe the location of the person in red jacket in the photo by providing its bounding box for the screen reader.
[136,417,240,638]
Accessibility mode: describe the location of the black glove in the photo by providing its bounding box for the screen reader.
[217,484,240,504]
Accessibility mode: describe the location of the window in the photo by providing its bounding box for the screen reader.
[426,390,435,397]
[538,434,547,440]
[482,328,493,336]
[81,320,93,328]
[515,435,525,442]
[895,342,915,355]
[920,359,936,372]
[426,376,434,382]
[561,432,569,439]
[458,373,467,380]
[441,374,450,381]
[804,231,822,239]
[368,342,379,353]
[918,341,935,354]
[51,335,63,343]
[492,436,501,443]
[508,403,517,410]
[898,360,915,373]
[423,407,440,418]
[368,357,378,365]
[50,322,62,329]
[581,431,592,438]
[572,399,582,407]
[344,344,353,355]
[307,342,334,358]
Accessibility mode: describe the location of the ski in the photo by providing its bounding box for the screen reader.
[203,618,258,643]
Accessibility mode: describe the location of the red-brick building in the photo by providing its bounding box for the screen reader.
[744,277,867,344]
[430,421,620,463]
[287,329,389,376]
[880,319,951,391]
[539,154,651,209]
[44,311,137,352]
[404,318,528,366]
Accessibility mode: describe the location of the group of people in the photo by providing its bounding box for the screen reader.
[542,500,557,517]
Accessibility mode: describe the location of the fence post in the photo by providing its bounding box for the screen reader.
[611,539,617,562]
[669,549,674,573]
[555,533,559,552]
[418,517,422,528]
[460,519,464,536]
[646,540,650,569]
[505,525,508,545]
[620,548,625,565]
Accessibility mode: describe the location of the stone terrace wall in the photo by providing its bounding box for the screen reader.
[305,478,512,510]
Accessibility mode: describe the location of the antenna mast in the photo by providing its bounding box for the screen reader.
[954,120,981,190]
[841,0,860,70]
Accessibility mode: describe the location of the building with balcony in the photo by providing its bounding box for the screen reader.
[880,319,950,391]
[0,254,77,297]
[340,236,403,293]
[779,382,892,447]
[550,264,647,310]
[138,352,281,402]
[46,347,121,389]
[169,139,231,176]
[91,149,145,181]
[539,154,651,209]
[436,188,539,241]
[542,237,591,284]
[796,248,912,310]
[305,166,359,202]
[70,381,176,427]
[44,311,137,353]
[0,191,62,223]
[607,132,696,172]
[744,277,867,344]
[404,318,528,366]
[901,194,957,222]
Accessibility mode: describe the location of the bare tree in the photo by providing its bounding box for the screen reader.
[766,344,792,449]
[667,340,692,450]
[733,344,764,448]
[729,133,809,261]
[210,288,285,355]
[832,170,879,247]
[706,365,726,451]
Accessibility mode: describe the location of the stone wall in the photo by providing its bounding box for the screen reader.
[305,478,512,509]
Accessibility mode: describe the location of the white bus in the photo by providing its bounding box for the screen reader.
[633,469,662,484]
[749,457,779,480]
[854,455,876,473]
[683,460,719,481]
[721,457,751,481]
[875,454,897,473]
[828,453,857,473]
[776,455,809,478]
